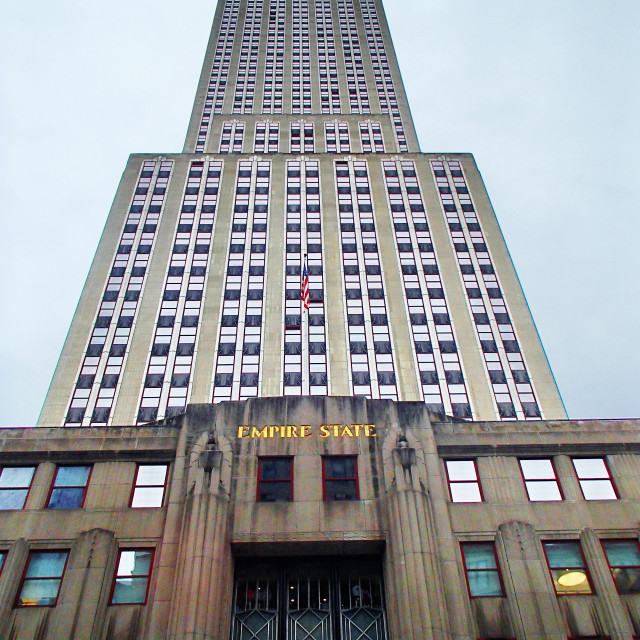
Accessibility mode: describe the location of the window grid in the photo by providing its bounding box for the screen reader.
[360,0,407,151]
[336,160,398,400]
[262,0,285,114]
[283,160,327,396]
[601,540,640,595]
[325,121,350,153]
[338,0,370,114]
[290,0,311,113]
[519,458,563,501]
[219,121,245,153]
[65,160,173,426]
[212,160,271,403]
[572,457,618,501]
[359,121,384,153]
[254,121,279,153]
[196,0,239,150]
[257,457,293,502]
[233,0,263,114]
[46,465,92,510]
[137,161,222,423]
[542,541,593,595]
[322,456,359,501]
[445,460,483,503]
[290,121,315,153]
[316,0,341,114]
[110,549,155,605]
[130,464,169,508]
[383,159,471,418]
[16,551,69,608]
[0,466,36,510]
[460,542,504,597]
[430,159,541,421]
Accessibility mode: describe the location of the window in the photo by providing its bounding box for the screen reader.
[460,543,503,597]
[519,458,562,501]
[602,540,640,594]
[110,549,154,604]
[572,458,618,500]
[0,551,6,575]
[47,465,92,509]
[257,457,292,502]
[323,456,358,501]
[542,541,592,595]
[0,466,35,510]
[16,551,69,607]
[130,464,168,508]
[445,460,482,502]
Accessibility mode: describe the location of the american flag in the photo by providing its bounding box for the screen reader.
[301,258,309,310]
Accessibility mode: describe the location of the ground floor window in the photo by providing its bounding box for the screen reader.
[231,556,388,640]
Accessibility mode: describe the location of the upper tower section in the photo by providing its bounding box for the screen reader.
[183,0,420,154]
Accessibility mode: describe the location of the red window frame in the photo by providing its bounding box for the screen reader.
[460,542,505,598]
[46,465,92,509]
[542,540,593,595]
[601,539,640,595]
[109,548,155,606]
[572,457,618,500]
[0,466,36,510]
[15,550,69,608]
[445,459,483,503]
[0,550,7,576]
[257,457,293,502]
[322,456,359,501]
[129,464,169,508]
[518,458,563,502]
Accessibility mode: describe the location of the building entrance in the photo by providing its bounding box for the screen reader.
[231,556,388,640]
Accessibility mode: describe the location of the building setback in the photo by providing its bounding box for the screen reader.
[1,1,639,640]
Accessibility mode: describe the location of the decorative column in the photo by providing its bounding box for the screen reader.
[167,433,233,640]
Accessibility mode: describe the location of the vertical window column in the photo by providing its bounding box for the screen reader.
[254,121,279,153]
[262,0,285,113]
[325,121,350,153]
[316,0,341,114]
[65,160,173,426]
[359,121,384,153]
[233,0,263,114]
[290,122,315,153]
[336,160,398,400]
[383,160,471,417]
[291,0,311,113]
[431,159,541,420]
[338,0,369,114]
[196,0,239,151]
[219,121,245,153]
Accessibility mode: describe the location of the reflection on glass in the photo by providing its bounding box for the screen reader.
[543,542,592,595]
[603,541,640,594]
[17,551,68,607]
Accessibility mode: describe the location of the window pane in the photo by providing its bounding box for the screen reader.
[468,570,502,597]
[325,479,357,501]
[520,459,554,480]
[259,481,291,502]
[0,488,28,510]
[446,460,476,481]
[136,465,167,485]
[580,480,617,500]
[603,542,640,567]
[0,551,6,572]
[526,481,562,501]
[325,457,355,479]
[26,552,68,578]
[118,550,152,577]
[131,486,164,508]
[18,578,62,606]
[48,488,85,509]
[463,544,497,570]
[112,577,149,604]
[261,459,291,481]
[0,467,35,488]
[544,542,584,568]
[611,567,640,594]
[450,482,481,503]
[55,466,90,486]
[573,458,608,479]
[550,568,592,594]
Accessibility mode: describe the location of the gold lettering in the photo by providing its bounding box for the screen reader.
[300,425,311,438]
[319,425,330,438]
[332,424,340,437]
[364,424,376,437]
[286,425,299,438]
[251,426,269,438]
[341,425,354,437]
[238,425,250,438]
[351,424,362,436]
[268,426,281,438]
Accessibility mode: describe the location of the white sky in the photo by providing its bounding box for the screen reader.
[1,0,639,426]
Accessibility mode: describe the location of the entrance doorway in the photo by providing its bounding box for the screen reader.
[231,556,388,640]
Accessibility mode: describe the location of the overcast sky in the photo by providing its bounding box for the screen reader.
[1,0,639,426]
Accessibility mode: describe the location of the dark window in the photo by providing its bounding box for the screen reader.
[257,458,292,502]
[0,466,35,510]
[461,543,504,597]
[543,541,593,595]
[323,456,358,501]
[110,549,154,605]
[602,540,640,594]
[16,551,69,607]
[47,466,91,509]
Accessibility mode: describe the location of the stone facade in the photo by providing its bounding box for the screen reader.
[2,396,639,639]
